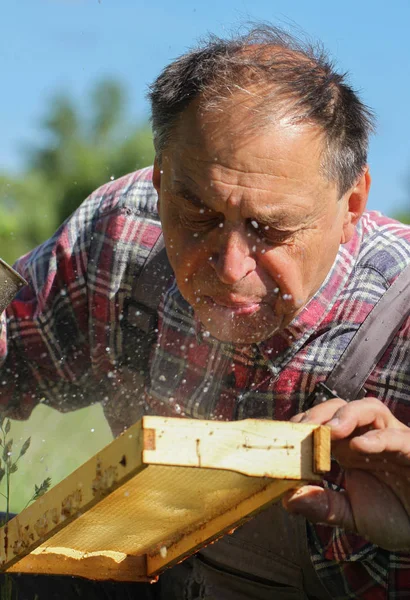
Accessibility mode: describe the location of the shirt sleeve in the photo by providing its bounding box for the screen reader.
[0,169,161,423]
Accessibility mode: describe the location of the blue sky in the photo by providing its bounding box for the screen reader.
[2,0,410,217]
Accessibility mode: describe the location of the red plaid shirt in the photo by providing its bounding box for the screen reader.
[2,167,410,598]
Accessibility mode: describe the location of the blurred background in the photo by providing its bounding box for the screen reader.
[1,0,410,512]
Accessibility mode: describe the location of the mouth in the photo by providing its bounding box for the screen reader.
[203,296,261,316]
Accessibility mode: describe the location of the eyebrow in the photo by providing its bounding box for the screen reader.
[172,181,206,208]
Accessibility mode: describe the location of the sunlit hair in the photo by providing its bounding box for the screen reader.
[148,24,375,196]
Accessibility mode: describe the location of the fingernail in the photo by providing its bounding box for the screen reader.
[357,435,377,446]
[326,417,340,428]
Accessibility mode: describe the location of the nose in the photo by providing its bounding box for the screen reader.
[211,228,256,285]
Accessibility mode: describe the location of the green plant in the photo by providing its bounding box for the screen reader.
[0,415,51,600]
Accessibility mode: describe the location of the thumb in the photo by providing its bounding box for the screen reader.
[282,485,356,532]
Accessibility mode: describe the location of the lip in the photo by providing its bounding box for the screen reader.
[204,296,261,316]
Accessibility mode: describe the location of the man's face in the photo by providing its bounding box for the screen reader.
[154,100,362,344]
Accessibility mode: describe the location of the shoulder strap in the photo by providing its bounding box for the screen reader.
[104,233,172,433]
[308,262,410,406]
[124,232,173,334]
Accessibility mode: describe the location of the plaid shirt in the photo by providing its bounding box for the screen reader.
[2,166,410,598]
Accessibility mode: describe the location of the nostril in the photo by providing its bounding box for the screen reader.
[209,253,219,267]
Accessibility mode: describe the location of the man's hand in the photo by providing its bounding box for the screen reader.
[283,397,410,551]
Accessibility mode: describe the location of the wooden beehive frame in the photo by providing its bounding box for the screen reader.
[0,417,330,582]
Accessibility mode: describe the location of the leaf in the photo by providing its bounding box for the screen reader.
[32,478,51,501]
[4,420,10,435]
[0,413,5,431]
[0,468,5,484]
[2,439,13,462]
[9,463,18,474]
[19,437,31,458]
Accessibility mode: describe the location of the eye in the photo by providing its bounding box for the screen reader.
[263,228,293,244]
[179,203,222,231]
[247,220,294,245]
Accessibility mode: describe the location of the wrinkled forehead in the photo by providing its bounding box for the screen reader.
[160,104,335,212]
[165,95,326,176]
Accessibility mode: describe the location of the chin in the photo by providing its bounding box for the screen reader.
[200,314,284,345]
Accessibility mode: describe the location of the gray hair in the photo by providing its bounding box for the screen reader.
[148,25,375,195]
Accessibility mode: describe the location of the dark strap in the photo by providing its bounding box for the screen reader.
[123,233,173,335]
[309,262,410,406]
[120,232,173,379]
[133,234,173,311]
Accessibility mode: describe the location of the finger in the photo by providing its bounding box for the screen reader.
[282,485,356,532]
[323,397,405,440]
[350,428,410,462]
[345,469,410,551]
[331,437,410,473]
[284,473,410,551]
[290,398,347,424]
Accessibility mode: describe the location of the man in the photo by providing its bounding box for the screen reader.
[2,24,410,599]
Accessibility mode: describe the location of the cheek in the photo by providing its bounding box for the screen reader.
[161,207,191,265]
[164,233,210,299]
[265,231,342,310]
[261,243,314,306]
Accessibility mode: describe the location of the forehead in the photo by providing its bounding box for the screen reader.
[164,98,333,206]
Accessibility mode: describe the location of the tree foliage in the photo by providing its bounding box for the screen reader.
[394,211,410,225]
[0,79,154,264]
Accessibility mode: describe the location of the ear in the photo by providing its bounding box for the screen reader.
[340,167,371,244]
[153,157,162,194]
[152,157,162,213]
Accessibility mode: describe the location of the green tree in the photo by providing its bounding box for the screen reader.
[0,172,57,263]
[28,78,155,224]
[0,79,155,264]
[394,211,410,225]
